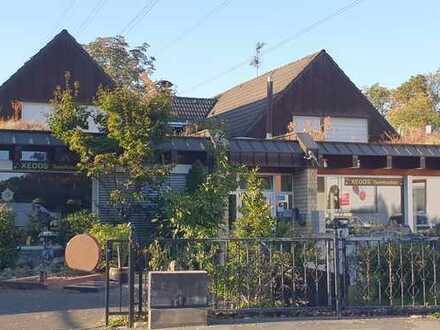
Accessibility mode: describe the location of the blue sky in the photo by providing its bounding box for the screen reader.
[0,0,439,97]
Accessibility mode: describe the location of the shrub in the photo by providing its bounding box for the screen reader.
[88,223,130,268]
[65,210,100,239]
[0,205,21,269]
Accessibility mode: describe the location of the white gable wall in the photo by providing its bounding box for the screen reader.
[22,102,100,132]
[293,115,368,143]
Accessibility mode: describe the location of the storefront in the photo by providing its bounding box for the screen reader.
[0,130,92,227]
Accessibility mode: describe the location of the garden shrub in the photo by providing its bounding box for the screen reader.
[0,205,21,269]
[88,223,130,268]
[61,210,100,243]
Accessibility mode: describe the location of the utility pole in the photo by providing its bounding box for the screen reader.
[250,41,266,77]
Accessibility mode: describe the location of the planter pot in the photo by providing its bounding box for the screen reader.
[109,267,128,283]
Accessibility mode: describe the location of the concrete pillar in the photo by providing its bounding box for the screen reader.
[293,168,318,226]
[403,176,415,232]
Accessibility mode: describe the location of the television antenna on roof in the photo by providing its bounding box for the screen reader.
[250,42,266,77]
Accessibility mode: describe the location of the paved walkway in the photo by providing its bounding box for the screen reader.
[166,317,440,330]
[0,286,127,330]
[1,287,439,330]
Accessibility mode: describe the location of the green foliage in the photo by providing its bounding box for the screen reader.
[155,128,242,238]
[234,169,275,238]
[185,160,207,193]
[388,92,440,130]
[106,316,128,329]
[84,36,155,89]
[0,205,21,269]
[49,76,172,223]
[363,83,392,116]
[364,73,440,132]
[62,210,100,240]
[88,223,130,247]
[88,223,130,268]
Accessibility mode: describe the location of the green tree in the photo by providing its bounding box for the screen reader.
[363,83,392,116]
[388,75,440,130]
[84,36,155,88]
[48,77,172,225]
[388,92,440,130]
[0,205,21,269]
[234,169,275,238]
[156,128,242,238]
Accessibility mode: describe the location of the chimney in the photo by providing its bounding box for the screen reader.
[266,75,273,139]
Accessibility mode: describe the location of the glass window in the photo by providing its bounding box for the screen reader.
[21,151,47,162]
[281,175,293,192]
[413,180,427,226]
[0,172,91,227]
[0,150,9,160]
[259,176,273,191]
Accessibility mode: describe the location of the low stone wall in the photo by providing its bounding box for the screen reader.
[148,271,208,329]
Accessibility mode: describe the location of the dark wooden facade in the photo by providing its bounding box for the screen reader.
[246,51,395,140]
[0,30,113,119]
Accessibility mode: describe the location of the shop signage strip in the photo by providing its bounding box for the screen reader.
[344,177,402,186]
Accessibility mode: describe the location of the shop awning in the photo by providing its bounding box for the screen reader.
[318,141,440,158]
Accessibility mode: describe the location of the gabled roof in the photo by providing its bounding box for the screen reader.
[208,51,322,117]
[0,30,114,118]
[171,96,216,122]
[207,50,396,139]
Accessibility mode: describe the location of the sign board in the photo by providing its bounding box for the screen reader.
[344,177,402,186]
[13,161,75,172]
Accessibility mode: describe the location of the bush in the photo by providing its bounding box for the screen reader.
[0,205,21,269]
[88,223,130,268]
[62,210,100,242]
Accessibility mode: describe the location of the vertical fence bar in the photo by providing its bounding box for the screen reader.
[138,270,143,316]
[421,243,427,306]
[433,242,438,306]
[291,243,296,306]
[326,240,332,307]
[128,237,135,328]
[387,242,393,306]
[314,246,319,306]
[280,242,285,305]
[411,242,415,307]
[377,243,382,305]
[105,240,111,326]
[333,231,341,319]
[399,243,404,307]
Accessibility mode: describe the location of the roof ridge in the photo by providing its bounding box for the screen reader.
[174,96,216,101]
[0,29,113,92]
[214,49,325,99]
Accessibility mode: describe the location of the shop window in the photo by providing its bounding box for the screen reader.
[281,175,293,192]
[259,176,273,191]
[413,180,427,226]
[0,150,10,161]
[0,172,91,227]
[21,151,47,162]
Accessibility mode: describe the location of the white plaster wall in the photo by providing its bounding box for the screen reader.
[22,102,100,132]
[293,116,368,143]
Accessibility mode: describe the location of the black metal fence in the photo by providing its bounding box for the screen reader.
[104,233,440,327]
[341,237,440,309]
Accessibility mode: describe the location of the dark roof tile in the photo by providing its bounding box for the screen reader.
[171,96,216,122]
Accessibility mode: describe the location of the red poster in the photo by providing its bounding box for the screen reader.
[340,193,350,206]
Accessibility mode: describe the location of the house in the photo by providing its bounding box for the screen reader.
[0,30,439,236]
